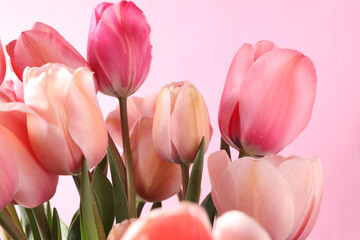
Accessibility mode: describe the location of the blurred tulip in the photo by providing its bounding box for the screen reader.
[219,41,317,156]
[0,78,24,103]
[23,63,107,174]
[0,39,5,86]
[208,150,323,240]
[130,117,181,202]
[122,202,212,240]
[107,219,135,240]
[6,22,88,80]
[87,1,152,97]
[153,81,212,164]
[213,211,271,240]
[0,103,58,208]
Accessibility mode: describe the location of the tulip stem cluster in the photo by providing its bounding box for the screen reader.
[0,209,26,240]
[118,97,137,219]
[180,164,190,200]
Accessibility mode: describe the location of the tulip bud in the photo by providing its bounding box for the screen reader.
[219,41,317,156]
[152,81,212,164]
[6,22,88,80]
[208,150,323,240]
[87,1,152,97]
[23,63,108,174]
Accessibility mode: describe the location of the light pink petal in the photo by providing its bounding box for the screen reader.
[122,203,212,240]
[218,44,254,149]
[170,82,212,164]
[277,156,323,240]
[217,157,295,240]
[67,67,108,170]
[253,40,276,61]
[239,49,317,155]
[213,211,271,240]
[143,93,157,118]
[0,39,6,85]
[131,117,181,202]
[107,219,135,240]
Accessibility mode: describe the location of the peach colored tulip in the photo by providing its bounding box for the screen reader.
[208,150,323,240]
[107,219,135,240]
[219,41,317,156]
[23,63,108,174]
[87,1,152,97]
[130,117,181,202]
[6,22,88,80]
[153,81,212,164]
[0,103,58,208]
[0,39,5,86]
[122,203,212,240]
[213,211,271,240]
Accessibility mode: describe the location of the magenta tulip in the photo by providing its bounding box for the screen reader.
[23,63,108,174]
[87,1,152,97]
[6,22,88,80]
[152,81,212,164]
[208,150,323,240]
[219,41,317,156]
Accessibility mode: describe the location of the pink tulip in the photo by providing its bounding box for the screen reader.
[130,117,181,202]
[0,39,5,86]
[152,81,212,164]
[6,22,88,80]
[23,63,108,174]
[107,219,135,240]
[0,103,58,208]
[213,211,271,240]
[87,1,152,97]
[208,150,323,240]
[122,203,212,240]
[219,41,317,156]
[0,78,24,103]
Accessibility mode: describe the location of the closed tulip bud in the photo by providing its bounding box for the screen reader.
[219,41,317,156]
[208,150,323,240]
[23,63,108,175]
[87,1,152,97]
[6,22,88,80]
[152,81,212,164]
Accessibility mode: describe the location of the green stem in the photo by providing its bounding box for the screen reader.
[220,137,231,158]
[32,204,51,240]
[0,209,27,240]
[119,97,136,218]
[180,164,190,200]
[238,148,251,158]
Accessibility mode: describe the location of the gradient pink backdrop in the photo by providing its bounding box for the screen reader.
[1,0,359,239]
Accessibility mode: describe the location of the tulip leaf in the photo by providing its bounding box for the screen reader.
[92,168,115,235]
[97,155,108,175]
[19,206,41,240]
[0,209,27,240]
[45,202,52,230]
[51,208,61,240]
[185,137,205,203]
[80,159,106,240]
[200,193,217,225]
[108,137,129,223]
[67,210,81,240]
[151,202,162,210]
[31,204,51,240]
[60,219,69,239]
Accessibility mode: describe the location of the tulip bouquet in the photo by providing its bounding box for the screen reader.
[0,1,323,240]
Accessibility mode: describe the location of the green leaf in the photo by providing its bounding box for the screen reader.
[97,155,108,175]
[67,211,81,240]
[108,138,129,223]
[51,208,61,240]
[32,204,51,240]
[80,159,106,240]
[60,219,69,239]
[92,168,115,235]
[200,193,217,225]
[151,202,162,210]
[19,206,41,240]
[0,209,26,240]
[185,137,205,203]
[45,202,52,230]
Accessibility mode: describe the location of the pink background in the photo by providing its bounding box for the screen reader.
[1,0,359,239]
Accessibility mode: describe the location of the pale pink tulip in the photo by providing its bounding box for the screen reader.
[122,203,212,240]
[213,211,271,240]
[0,103,58,208]
[87,1,152,97]
[219,41,317,156]
[23,63,108,174]
[153,81,212,164]
[208,150,323,240]
[131,117,181,202]
[107,219,135,240]
[0,78,24,103]
[6,22,88,80]
[0,39,5,86]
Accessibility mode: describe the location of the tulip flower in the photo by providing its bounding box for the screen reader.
[23,63,108,174]
[0,39,5,86]
[87,1,152,97]
[6,22,88,80]
[152,81,212,164]
[208,150,323,240]
[0,103,58,208]
[219,40,317,156]
[121,203,213,240]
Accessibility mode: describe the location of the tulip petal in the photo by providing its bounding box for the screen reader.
[239,49,317,155]
[219,44,253,149]
[213,211,271,240]
[122,203,212,240]
[253,40,276,61]
[0,39,6,85]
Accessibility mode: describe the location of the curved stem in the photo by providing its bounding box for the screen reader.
[180,164,190,200]
[119,97,136,218]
